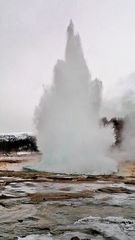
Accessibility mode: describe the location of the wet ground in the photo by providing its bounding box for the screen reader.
[0,153,135,240]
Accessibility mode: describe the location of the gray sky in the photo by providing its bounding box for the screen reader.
[1,0,135,133]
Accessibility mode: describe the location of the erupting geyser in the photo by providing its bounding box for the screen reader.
[34,21,117,174]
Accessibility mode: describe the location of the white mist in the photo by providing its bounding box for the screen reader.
[34,21,117,174]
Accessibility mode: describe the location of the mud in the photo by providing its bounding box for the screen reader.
[0,169,135,239]
[0,153,135,240]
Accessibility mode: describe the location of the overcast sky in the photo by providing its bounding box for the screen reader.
[1,0,135,133]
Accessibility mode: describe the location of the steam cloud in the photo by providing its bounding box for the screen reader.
[103,81,135,162]
[34,21,117,174]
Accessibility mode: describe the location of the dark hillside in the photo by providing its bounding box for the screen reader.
[0,134,39,153]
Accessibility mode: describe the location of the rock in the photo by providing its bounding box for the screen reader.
[18,219,23,223]
[71,237,80,240]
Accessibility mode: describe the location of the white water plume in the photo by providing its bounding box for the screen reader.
[34,21,117,174]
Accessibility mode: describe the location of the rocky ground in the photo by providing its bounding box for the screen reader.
[0,154,135,240]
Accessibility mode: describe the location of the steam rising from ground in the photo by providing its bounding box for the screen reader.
[102,74,135,162]
[34,21,117,174]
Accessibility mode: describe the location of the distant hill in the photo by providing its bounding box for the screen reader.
[0,133,39,153]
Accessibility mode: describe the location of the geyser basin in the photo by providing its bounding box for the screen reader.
[34,20,117,174]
